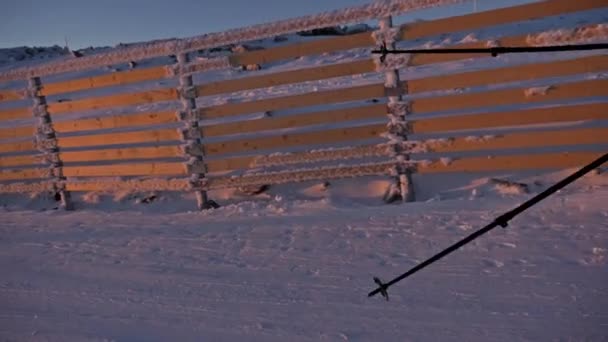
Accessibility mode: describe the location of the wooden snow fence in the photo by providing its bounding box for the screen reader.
[0,0,606,209]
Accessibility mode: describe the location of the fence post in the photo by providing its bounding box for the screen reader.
[376,16,415,202]
[175,52,214,209]
[28,77,73,210]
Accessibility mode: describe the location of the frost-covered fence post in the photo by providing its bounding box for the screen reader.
[28,77,73,210]
[174,52,214,210]
[374,16,415,203]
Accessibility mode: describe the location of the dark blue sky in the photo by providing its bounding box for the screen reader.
[1,0,530,49]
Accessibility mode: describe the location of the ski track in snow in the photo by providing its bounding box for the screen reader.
[1,190,607,341]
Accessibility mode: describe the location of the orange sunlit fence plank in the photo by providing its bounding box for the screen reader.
[0,180,53,193]
[229,32,374,67]
[64,178,191,192]
[227,0,605,68]
[47,88,178,115]
[205,144,387,173]
[197,59,376,97]
[206,161,395,190]
[204,123,386,156]
[0,107,31,122]
[0,126,34,140]
[416,151,604,173]
[411,103,608,134]
[56,128,181,148]
[0,167,47,181]
[198,83,389,119]
[60,146,182,163]
[421,127,608,153]
[202,103,386,138]
[53,110,178,133]
[411,79,608,114]
[0,154,40,168]
[41,66,169,96]
[0,89,23,103]
[400,0,606,41]
[62,162,187,177]
[408,55,608,94]
[0,141,36,154]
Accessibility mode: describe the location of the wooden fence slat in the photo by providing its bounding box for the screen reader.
[203,103,387,137]
[228,32,374,67]
[205,123,386,156]
[0,126,34,140]
[401,0,606,41]
[64,178,191,192]
[206,144,387,173]
[411,79,608,114]
[0,89,23,103]
[47,88,178,115]
[62,162,187,177]
[409,55,608,94]
[42,66,168,96]
[0,180,53,193]
[53,110,178,133]
[0,141,36,154]
[417,151,604,174]
[0,154,39,168]
[199,83,388,119]
[412,103,608,134]
[206,161,395,189]
[423,127,608,153]
[0,168,47,181]
[197,59,376,97]
[56,128,181,148]
[61,146,182,163]
[225,0,605,69]
[408,41,484,66]
[0,107,31,122]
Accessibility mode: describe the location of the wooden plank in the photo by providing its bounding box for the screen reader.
[401,0,606,41]
[64,178,191,192]
[62,162,186,177]
[0,126,34,140]
[0,89,23,103]
[229,32,374,66]
[207,161,395,190]
[0,106,31,122]
[423,127,608,153]
[412,103,608,134]
[411,79,608,114]
[53,110,178,134]
[197,59,376,97]
[42,66,168,96]
[0,168,47,181]
[0,141,36,154]
[0,154,39,168]
[409,55,608,94]
[57,128,180,148]
[61,146,182,163]
[0,180,53,193]
[199,83,388,119]
[417,151,604,174]
[205,123,386,156]
[47,88,178,115]
[203,103,387,137]
[206,144,388,173]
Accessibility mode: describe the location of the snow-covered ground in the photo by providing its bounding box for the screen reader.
[1,1,608,341]
[1,169,607,341]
